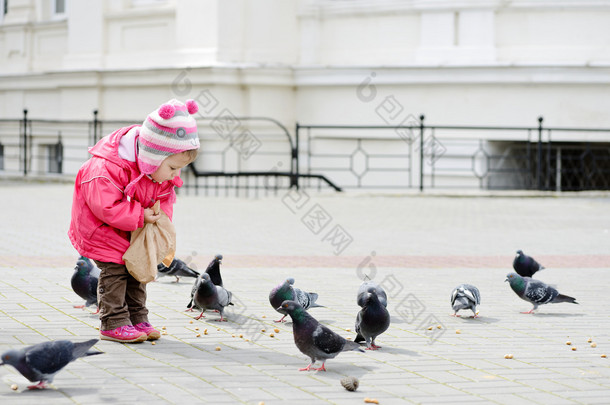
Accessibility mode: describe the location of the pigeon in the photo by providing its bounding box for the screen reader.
[71,256,100,314]
[278,300,363,371]
[354,287,390,350]
[269,277,323,323]
[505,272,578,314]
[157,258,199,283]
[356,280,387,308]
[513,250,545,278]
[0,339,103,390]
[186,254,223,311]
[193,273,233,321]
[450,284,481,317]
[204,254,224,286]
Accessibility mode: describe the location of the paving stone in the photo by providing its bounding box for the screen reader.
[1,184,610,403]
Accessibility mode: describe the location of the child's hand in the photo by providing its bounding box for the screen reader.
[144,207,161,224]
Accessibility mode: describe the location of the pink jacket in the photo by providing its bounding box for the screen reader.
[68,125,183,264]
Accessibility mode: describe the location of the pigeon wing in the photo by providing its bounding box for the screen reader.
[524,279,557,304]
[25,341,73,378]
[293,287,315,310]
[462,285,480,305]
[312,324,345,358]
[216,286,232,307]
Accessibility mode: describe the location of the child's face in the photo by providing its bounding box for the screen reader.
[151,152,192,183]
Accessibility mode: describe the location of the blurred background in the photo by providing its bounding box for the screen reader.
[1,0,610,192]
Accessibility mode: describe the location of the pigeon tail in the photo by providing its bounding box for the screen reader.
[553,294,578,304]
[71,339,103,359]
[343,340,365,353]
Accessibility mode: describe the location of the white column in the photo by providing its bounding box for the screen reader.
[175,0,219,64]
[64,0,104,69]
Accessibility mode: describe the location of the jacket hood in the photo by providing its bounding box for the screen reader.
[88,124,184,192]
[88,124,140,169]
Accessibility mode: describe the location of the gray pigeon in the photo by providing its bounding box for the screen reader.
[278,300,363,371]
[0,339,103,389]
[71,256,100,313]
[186,254,224,312]
[193,273,233,322]
[451,284,481,317]
[157,257,200,283]
[513,250,545,278]
[269,277,323,323]
[354,287,390,350]
[505,272,578,313]
[356,280,387,308]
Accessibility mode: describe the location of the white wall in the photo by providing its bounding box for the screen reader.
[1,0,610,187]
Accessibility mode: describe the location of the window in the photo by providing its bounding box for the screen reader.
[0,0,7,23]
[53,0,65,16]
[47,142,63,174]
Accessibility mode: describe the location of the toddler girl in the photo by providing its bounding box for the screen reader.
[69,99,200,343]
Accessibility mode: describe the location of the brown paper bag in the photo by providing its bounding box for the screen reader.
[123,201,176,283]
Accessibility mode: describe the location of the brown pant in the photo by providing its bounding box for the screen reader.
[94,260,149,330]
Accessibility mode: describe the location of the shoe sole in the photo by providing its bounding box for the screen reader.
[146,331,161,340]
[100,333,148,343]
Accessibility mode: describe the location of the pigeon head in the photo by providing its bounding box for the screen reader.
[505,272,521,282]
[75,260,89,274]
[214,254,223,263]
[362,288,381,306]
[277,300,302,314]
[516,250,523,255]
[0,349,19,366]
[201,273,212,283]
[286,278,295,286]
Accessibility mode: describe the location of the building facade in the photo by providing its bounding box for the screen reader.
[1,0,610,190]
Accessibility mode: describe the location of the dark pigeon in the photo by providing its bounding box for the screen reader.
[278,300,363,371]
[193,273,233,322]
[157,258,199,283]
[269,277,323,323]
[186,254,223,312]
[204,254,224,287]
[451,284,481,317]
[505,272,578,314]
[356,280,387,308]
[354,287,390,350]
[0,339,103,390]
[513,250,545,278]
[71,256,100,314]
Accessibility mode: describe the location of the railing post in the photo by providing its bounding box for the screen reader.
[22,109,28,176]
[293,122,300,190]
[537,116,544,190]
[419,114,425,191]
[57,133,64,174]
[93,109,99,145]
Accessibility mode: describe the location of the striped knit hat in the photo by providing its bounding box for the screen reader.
[138,98,200,174]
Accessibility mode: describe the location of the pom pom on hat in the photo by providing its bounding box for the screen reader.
[158,104,176,119]
[186,99,198,115]
[137,99,200,175]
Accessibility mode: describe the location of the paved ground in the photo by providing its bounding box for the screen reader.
[1,182,610,404]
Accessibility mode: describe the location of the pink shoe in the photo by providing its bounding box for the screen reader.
[133,322,161,340]
[100,325,148,343]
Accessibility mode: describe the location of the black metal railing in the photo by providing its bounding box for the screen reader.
[2,109,610,192]
[296,117,610,191]
[0,110,341,194]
